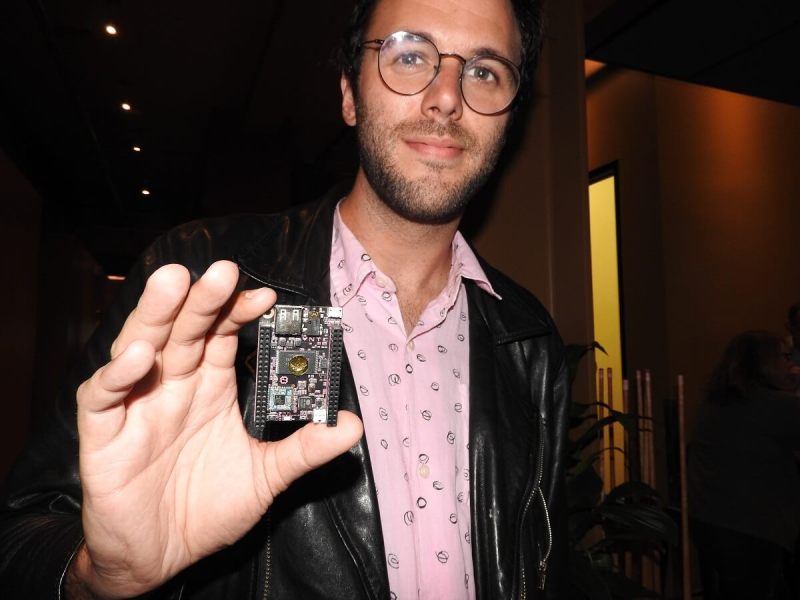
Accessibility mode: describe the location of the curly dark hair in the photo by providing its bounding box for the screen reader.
[337,0,545,108]
[707,331,794,404]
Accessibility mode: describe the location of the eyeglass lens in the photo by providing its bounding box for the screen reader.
[377,31,519,115]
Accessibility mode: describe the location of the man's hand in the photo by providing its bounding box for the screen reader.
[71,261,363,599]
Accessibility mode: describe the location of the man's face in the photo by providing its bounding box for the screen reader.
[341,0,522,225]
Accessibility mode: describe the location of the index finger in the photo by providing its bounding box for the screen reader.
[110,264,191,359]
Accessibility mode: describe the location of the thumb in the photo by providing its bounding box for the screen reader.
[256,411,364,502]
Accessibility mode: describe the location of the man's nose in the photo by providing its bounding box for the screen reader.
[420,57,464,123]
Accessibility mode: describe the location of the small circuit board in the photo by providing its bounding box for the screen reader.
[254,305,343,427]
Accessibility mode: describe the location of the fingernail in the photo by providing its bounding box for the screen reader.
[244,287,268,299]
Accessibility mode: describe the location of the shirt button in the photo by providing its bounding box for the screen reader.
[407,340,415,350]
[418,464,430,478]
[376,277,387,288]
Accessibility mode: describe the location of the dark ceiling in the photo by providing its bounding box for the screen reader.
[1,0,798,274]
[1,0,358,273]
[585,0,800,107]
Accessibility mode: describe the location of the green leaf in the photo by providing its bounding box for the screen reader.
[565,342,607,386]
[569,413,638,455]
[603,481,661,505]
[568,446,626,481]
[597,504,679,546]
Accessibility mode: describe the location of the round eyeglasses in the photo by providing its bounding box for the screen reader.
[360,31,521,116]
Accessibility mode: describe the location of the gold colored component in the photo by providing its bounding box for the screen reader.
[288,355,309,376]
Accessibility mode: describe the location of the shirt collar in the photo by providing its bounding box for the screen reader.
[449,230,502,300]
[330,202,501,307]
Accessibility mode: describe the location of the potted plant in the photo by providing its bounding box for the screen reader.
[565,344,678,599]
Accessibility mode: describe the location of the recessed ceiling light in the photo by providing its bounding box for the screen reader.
[141,189,151,196]
[106,274,126,281]
[105,24,118,36]
[132,146,141,152]
[121,102,132,111]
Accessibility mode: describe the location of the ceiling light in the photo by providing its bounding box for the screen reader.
[141,189,151,196]
[132,146,141,152]
[105,24,118,36]
[121,102,132,111]
[106,275,126,282]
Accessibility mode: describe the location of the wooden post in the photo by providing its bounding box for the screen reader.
[678,375,692,600]
[644,370,654,486]
[644,370,660,593]
[636,370,648,486]
[622,379,630,481]
[597,368,606,492]
[622,379,633,578]
[607,367,616,490]
[636,370,653,590]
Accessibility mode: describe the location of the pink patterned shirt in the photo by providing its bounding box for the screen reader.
[330,206,500,600]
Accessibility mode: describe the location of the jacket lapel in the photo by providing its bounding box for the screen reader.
[466,279,553,598]
[325,359,390,597]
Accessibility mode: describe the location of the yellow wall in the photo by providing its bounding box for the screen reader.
[589,176,626,489]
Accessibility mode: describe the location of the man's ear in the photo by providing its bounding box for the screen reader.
[341,72,357,127]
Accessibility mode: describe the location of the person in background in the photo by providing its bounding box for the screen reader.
[688,330,800,600]
[784,303,800,600]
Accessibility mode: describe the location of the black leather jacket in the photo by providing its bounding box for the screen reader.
[0,190,569,599]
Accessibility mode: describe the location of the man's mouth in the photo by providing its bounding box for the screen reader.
[404,136,465,160]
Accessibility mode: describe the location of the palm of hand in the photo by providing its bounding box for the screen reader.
[75,262,362,598]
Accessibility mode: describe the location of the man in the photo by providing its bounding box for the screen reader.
[0,0,569,598]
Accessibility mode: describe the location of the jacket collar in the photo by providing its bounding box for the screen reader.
[235,184,347,305]
[468,264,553,344]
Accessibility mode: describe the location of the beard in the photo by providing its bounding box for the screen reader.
[355,101,507,225]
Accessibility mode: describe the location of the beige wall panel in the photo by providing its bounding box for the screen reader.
[588,66,800,436]
[473,0,593,350]
[655,79,800,428]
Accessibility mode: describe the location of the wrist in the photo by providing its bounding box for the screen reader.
[63,544,119,600]
[64,544,100,600]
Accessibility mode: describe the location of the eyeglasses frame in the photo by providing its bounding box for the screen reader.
[358,31,522,116]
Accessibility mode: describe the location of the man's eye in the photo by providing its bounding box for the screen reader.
[396,52,425,67]
[466,65,498,83]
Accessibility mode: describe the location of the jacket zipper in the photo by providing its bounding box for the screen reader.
[536,486,553,591]
[520,414,551,599]
[519,491,535,600]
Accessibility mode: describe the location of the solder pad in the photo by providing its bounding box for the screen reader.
[254,305,343,428]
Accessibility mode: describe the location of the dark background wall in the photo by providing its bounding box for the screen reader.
[0,150,40,479]
[587,65,800,476]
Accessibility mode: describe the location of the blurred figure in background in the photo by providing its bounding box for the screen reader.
[688,330,800,600]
